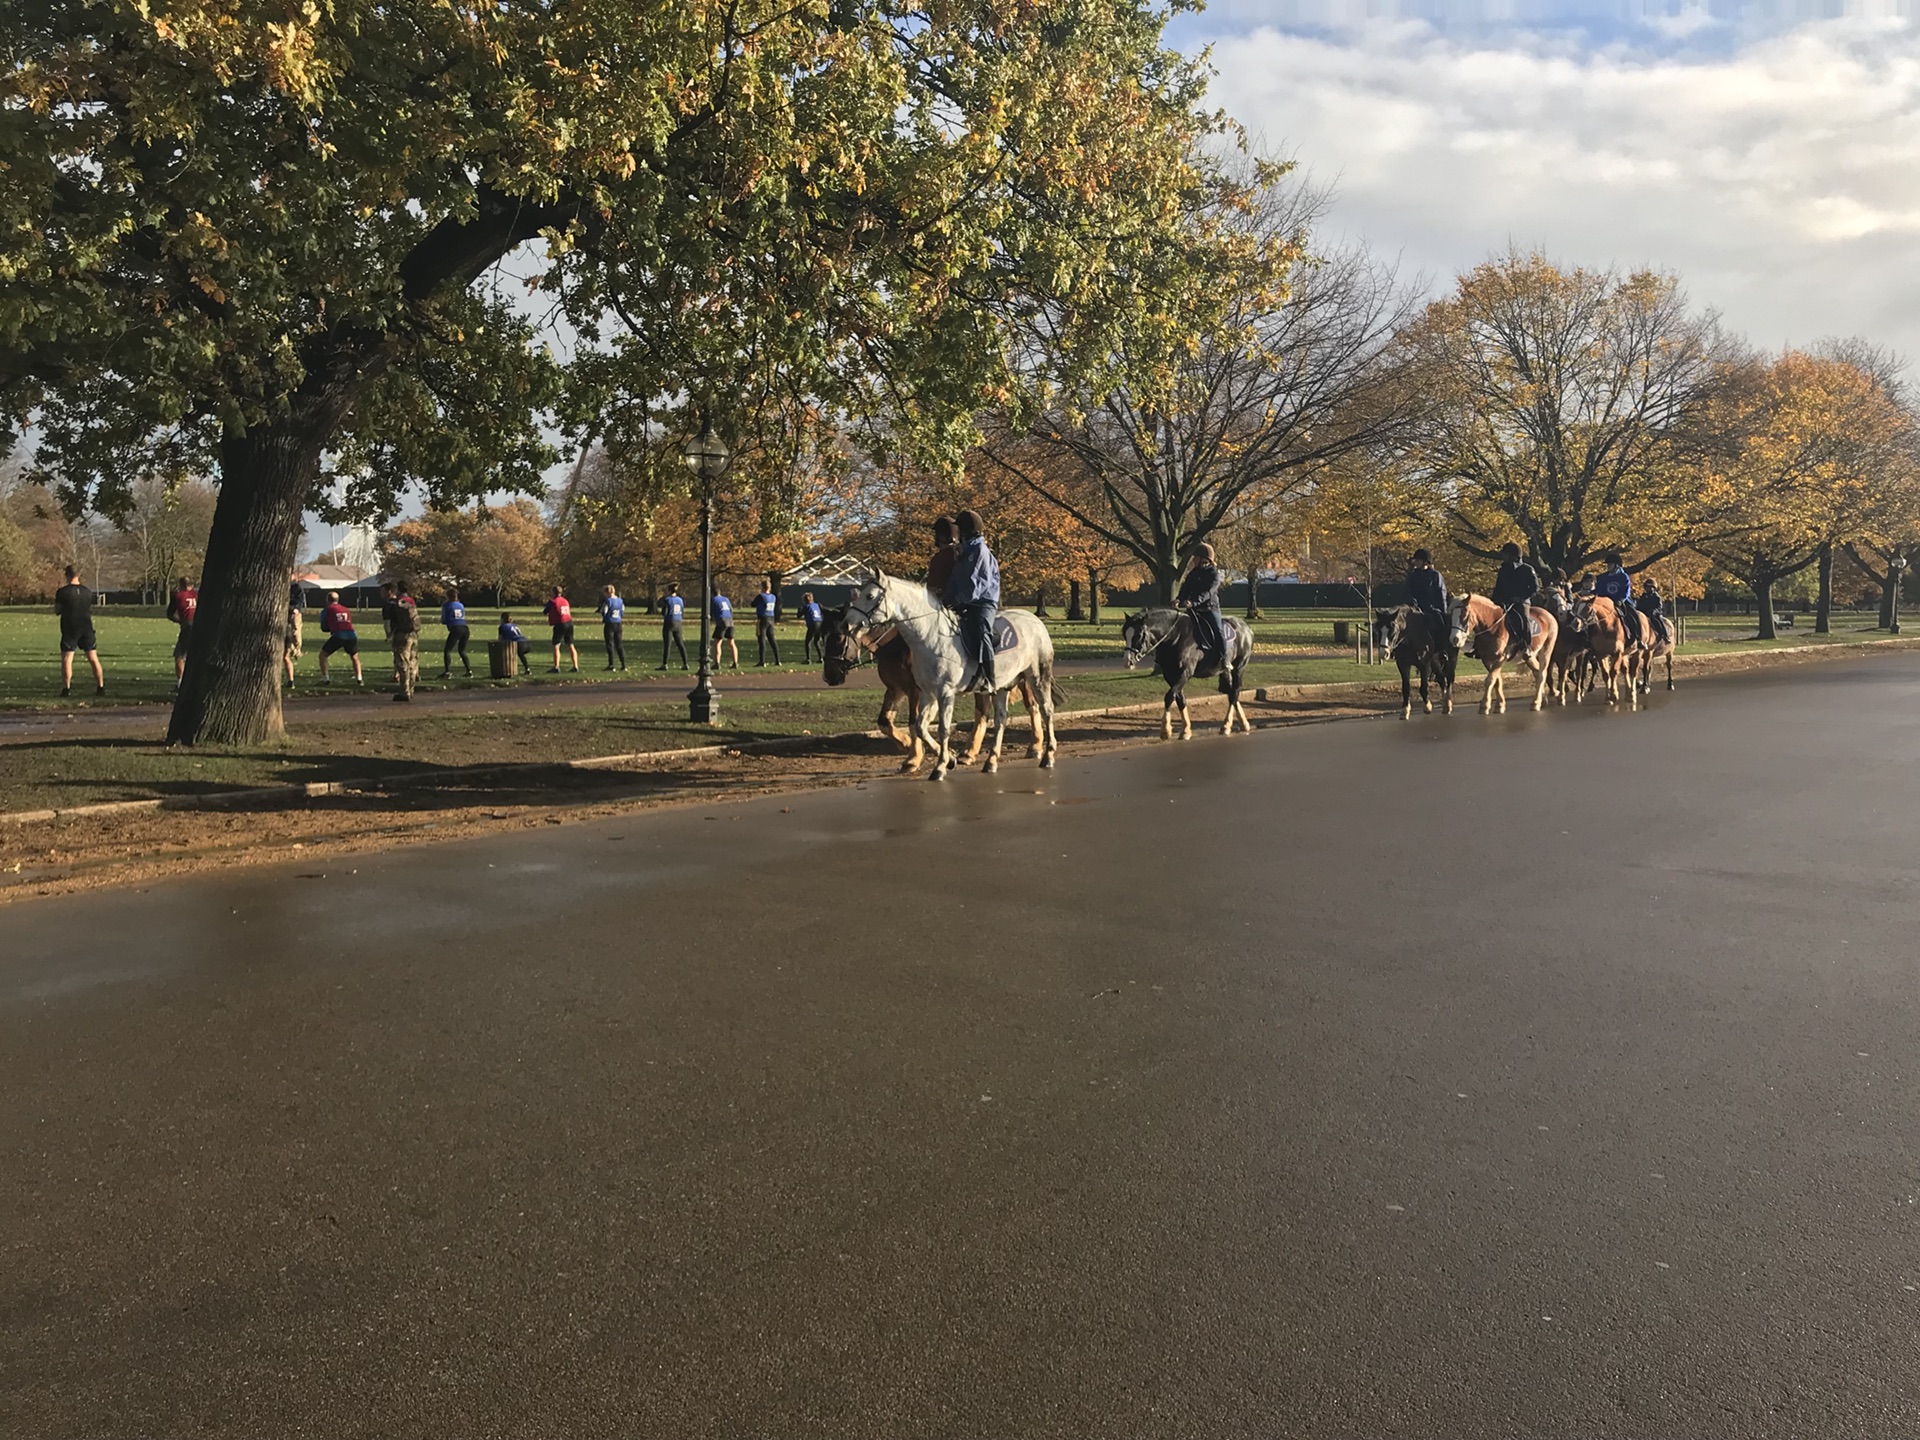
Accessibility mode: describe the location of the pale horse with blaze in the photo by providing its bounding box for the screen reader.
[844,572,1060,779]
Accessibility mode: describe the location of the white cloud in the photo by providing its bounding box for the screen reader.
[1201,17,1920,359]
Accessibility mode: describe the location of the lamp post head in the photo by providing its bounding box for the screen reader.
[681,425,730,480]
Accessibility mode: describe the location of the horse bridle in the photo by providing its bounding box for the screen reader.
[1122,615,1176,669]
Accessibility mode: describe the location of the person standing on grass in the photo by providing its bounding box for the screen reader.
[800,591,826,662]
[498,613,536,674]
[753,583,780,666]
[599,584,627,671]
[382,579,420,702]
[317,590,364,686]
[943,509,1000,692]
[284,584,305,687]
[54,565,104,699]
[659,584,689,670]
[544,586,579,673]
[711,589,739,670]
[440,586,472,679]
[165,576,198,691]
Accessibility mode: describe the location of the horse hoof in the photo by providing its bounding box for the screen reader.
[1401,708,1412,721]
[1039,754,1055,769]
[984,759,998,774]
[929,769,947,782]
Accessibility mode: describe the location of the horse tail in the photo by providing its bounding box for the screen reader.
[1050,680,1067,708]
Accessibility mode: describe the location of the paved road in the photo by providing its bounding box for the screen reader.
[4,656,1918,1438]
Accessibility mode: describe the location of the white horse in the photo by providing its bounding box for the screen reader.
[844,572,1060,780]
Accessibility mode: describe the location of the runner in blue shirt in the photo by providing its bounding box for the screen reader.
[800,590,826,663]
[711,591,739,670]
[658,584,689,670]
[440,586,472,678]
[753,586,781,666]
[598,584,627,671]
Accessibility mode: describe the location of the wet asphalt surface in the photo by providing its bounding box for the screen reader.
[3,655,1918,1439]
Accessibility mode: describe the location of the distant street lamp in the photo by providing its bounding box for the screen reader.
[682,420,731,725]
[1892,551,1910,636]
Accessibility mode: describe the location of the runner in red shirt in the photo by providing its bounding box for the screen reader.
[317,590,365,686]
[165,577,198,690]
[543,587,579,673]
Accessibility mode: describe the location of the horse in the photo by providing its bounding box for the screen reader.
[1628,609,1677,697]
[1448,593,1559,713]
[1119,607,1255,739]
[1536,590,1590,706]
[818,604,1045,768]
[1570,595,1636,707]
[1375,605,1457,719]
[844,572,1060,779]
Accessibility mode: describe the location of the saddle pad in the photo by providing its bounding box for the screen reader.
[992,617,1019,653]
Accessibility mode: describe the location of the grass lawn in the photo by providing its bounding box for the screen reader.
[1,598,1908,814]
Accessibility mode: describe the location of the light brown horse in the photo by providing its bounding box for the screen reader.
[1627,611,1676,697]
[1448,593,1559,713]
[1572,595,1636,706]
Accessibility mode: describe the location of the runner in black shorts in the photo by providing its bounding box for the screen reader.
[54,565,104,698]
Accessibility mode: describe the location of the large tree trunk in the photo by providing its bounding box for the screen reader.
[1066,578,1083,621]
[168,403,340,745]
[1087,569,1101,625]
[1814,542,1832,634]
[1153,540,1180,603]
[1881,570,1897,629]
[1754,571,1777,640]
[1244,570,1261,620]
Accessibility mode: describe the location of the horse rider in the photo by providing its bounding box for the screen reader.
[926,516,958,594]
[943,508,1001,692]
[1639,576,1669,643]
[1407,548,1449,643]
[1177,543,1229,678]
[1594,551,1643,643]
[1491,542,1540,658]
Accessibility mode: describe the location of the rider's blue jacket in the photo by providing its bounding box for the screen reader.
[1595,567,1634,605]
[944,536,1001,607]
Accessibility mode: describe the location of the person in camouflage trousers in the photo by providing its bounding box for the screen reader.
[382,579,421,702]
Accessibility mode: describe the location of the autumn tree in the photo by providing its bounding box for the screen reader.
[1404,252,1724,576]
[1690,352,1907,640]
[110,474,219,601]
[7,0,1228,744]
[992,171,1415,600]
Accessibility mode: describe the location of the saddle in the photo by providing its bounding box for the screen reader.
[991,616,1019,653]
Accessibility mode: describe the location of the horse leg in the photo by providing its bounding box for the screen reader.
[1530,655,1549,711]
[1481,662,1496,715]
[1400,660,1413,721]
[1022,679,1043,758]
[1161,687,1175,741]
[982,688,1008,773]
[961,693,990,764]
[1038,662,1059,767]
[1177,690,1192,740]
[1666,651,1674,691]
[928,692,957,780]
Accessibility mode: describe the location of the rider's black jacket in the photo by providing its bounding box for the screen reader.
[1491,559,1540,608]
[1408,566,1448,615]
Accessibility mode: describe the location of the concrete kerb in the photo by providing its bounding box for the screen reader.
[4,636,1914,828]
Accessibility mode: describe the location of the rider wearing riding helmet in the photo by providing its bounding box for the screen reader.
[1639,575,1668,642]
[1593,551,1643,643]
[1491,542,1540,657]
[1177,543,1229,681]
[1407,549,1449,640]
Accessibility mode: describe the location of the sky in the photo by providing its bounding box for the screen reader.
[1174,0,1920,363]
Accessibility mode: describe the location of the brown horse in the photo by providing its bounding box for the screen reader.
[1627,610,1676,697]
[1572,595,1636,706]
[819,605,1041,769]
[1537,590,1589,706]
[1448,593,1559,713]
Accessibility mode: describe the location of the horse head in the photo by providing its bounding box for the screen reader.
[1118,610,1166,670]
[1446,595,1472,650]
[845,573,895,633]
[819,604,860,686]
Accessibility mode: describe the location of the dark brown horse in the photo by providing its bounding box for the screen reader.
[819,604,1040,768]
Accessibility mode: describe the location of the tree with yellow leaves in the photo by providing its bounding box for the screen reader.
[1403,252,1724,577]
[1690,351,1911,640]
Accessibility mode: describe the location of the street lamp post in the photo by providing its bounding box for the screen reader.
[1891,551,1909,636]
[682,421,731,725]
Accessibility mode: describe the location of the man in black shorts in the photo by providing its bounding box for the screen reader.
[54,565,105,698]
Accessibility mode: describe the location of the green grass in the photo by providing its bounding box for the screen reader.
[1,602,1903,711]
